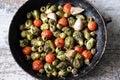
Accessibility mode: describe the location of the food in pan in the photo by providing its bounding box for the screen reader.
[19,3,97,78]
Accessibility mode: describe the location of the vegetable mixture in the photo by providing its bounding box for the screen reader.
[19,3,97,78]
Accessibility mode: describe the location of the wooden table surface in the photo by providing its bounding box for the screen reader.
[0,0,120,80]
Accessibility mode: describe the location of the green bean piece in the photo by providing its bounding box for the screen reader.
[56,62,67,69]
[71,68,78,75]
[86,38,96,50]
[27,12,32,19]
[40,23,49,30]
[40,6,46,12]
[53,30,61,37]
[73,31,83,40]
[55,47,61,53]
[58,5,63,10]
[44,42,52,53]
[65,36,74,49]
[19,39,29,47]
[76,14,85,20]
[38,46,44,53]
[46,40,55,52]
[32,10,40,19]
[52,59,59,66]
[21,31,27,38]
[25,20,32,28]
[57,51,66,61]
[49,5,57,12]
[31,46,38,52]
[83,28,91,40]
[87,16,93,22]
[78,38,84,47]
[73,59,81,69]
[25,55,31,60]
[31,52,40,60]
[67,66,72,72]
[68,17,75,28]
[31,39,44,46]
[52,71,57,77]
[28,25,40,36]
[84,59,90,65]
[91,48,96,55]
[56,24,62,30]
[56,11,64,18]
[66,50,76,59]
[39,53,46,61]
[50,25,56,32]
[19,24,25,31]
[64,13,70,18]
[27,34,33,40]
[60,33,66,39]
[40,13,48,23]
[90,32,96,37]
[64,28,73,36]
[39,68,45,74]
[58,69,68,77]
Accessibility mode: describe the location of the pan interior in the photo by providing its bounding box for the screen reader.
[9,0,106,80]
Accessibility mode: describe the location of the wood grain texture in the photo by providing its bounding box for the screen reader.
[0,0,120,80]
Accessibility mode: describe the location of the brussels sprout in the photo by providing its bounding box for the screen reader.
[56,24,62,30]
[40,13,48,23]
[56,11,64,18]
[46,40,55,52]
[40,23,49,30]
[56,62,67,69]
[84,59,90,65]
[64,13,70,18]
[65,36,74,49]
[90,32,96,37]
[53,30,61,37]
[58,70,68,77]
[83,28,91,40]
[73,59,81,69]
[86,38,96,50]
[19,39,29,47]
[73,31,83,40]
[78,38,84,47]
[68,17,75,28]
[50,25,56,32]
[31,52,40,60]
[49,5,57,12]
[27,34,33,40]
[57,51,66,61]
[31,46,38,52]
[19,24,25,31]
[44,63,54,73]
[25,20,32,28]
[55,47,61,53]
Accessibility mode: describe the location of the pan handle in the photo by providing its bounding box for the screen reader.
[103,17,112,25]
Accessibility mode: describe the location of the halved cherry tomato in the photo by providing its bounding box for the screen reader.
[63,3,72,13]
[41,30,52,39]
[74,46,84,54]
[82,50,92,59]
[33,19,42,27]
[58,17,68,27]
[88,21,97,31]
[22,46,32,55]
[45,53,55,63]
[54,38,65,48]
[32,60,43,71]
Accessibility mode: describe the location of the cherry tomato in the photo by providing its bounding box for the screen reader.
[88,21,97,31]
[45,53,55,63]
[82,50,92,59]
[58,17,68,27]
[41,30,52,39]
[54,38,65,48]
[63,3,72,13]
[32,60,43,71]
[74,46,84,54]
[22,46,32,55]
[33,19,42,27]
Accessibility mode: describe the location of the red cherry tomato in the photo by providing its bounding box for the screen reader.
[54,38,65,48]
[41,30,53,39]
[63,3,72,13]
[82,50,92,59]
[45,53,55,63]
[74,46,84,54]
[33,19,42,27]
[88,21,97,31]
[22,46,32,55]
[32,60,43,71]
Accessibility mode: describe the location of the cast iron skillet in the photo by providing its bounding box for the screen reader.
[9,0,111,80]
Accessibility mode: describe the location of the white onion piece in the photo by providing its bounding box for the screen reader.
[73,18,83,31]
[47,13,57,20]
[70,7,84,15]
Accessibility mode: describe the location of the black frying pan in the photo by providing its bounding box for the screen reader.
[9,0,111,80]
